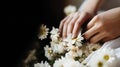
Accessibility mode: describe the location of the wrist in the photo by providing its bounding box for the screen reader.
[81,10,96,17]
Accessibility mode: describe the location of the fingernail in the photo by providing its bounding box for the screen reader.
[81,33,87,40]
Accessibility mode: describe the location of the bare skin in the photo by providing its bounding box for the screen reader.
[59,0,104,39]
[59,0,120,44]
[84,7,120,43]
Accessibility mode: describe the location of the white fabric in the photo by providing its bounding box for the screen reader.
[101,37,120,49]
[83,37,120,67]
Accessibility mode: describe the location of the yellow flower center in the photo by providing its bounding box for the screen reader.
[104,55,109,61]
[98,61,103,67]
[61,65,64,67]
[48,50,52,55]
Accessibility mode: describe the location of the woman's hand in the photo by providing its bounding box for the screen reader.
[84,7,120,43]
[59,11,93,39]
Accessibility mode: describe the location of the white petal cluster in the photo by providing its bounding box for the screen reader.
[53,56,82,67]
[50,27,66,54]
[86,47,119,67]
[36,24,120,67]
[38,24,49,40]
[63,34,76,47]
[50,27,59,35]
[44,45,54,60]
[34,61,51,67]
[50,41,65,54]
[66,46,83,58]
[64,5,77,16]
[50,27,60,42]
[63,34,83,48]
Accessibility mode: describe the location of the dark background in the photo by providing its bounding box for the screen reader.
[6,0,66,67]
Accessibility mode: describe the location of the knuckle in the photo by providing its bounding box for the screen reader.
[108,33,113,38]
[103,28,111,35]
[64,21,69,25]
[76,21,81,25]
[83,33,88,39]
[69,22,74,26]
[104,31,113,38]
[90,38,95,43]
[94,15,101,21]
[82,12,88,15]
[81,11,90,17]
[96,23,103,29]
[72,32,77,35]
[60,20,65,25]
[67,31,70,35]
[104,29,108,34]
[95,22,105,30]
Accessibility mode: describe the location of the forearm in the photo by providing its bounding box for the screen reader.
[79,0,105,16]
[102,7,120,23]
[103,7,120,18]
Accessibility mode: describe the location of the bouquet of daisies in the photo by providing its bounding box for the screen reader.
[34,24,120,67]
[33,4,120,67]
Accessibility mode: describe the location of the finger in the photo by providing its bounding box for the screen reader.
[84,24,100,40]
[67,13,79,36]
[101,37,108,43]
[62,14,73,38]
[72,12,90,38]
[90,32,106,43]
[87,15,100,30]
[102,37,114,42]
[59,15,70,36]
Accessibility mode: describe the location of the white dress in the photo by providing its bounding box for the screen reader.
[83,37,120,67]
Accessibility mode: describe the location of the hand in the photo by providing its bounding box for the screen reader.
[59,11,93,39]
[84,7,120,43]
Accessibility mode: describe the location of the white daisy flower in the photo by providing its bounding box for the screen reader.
[53,56,82,67]
[84,52,105,67]
[64,5,77,16]
[72,33,84,47]
[87,47,119,67]
[50,34,62,43]
[66,46,83,58]
[44,45,54,60]
[63,34,84,48]
[50,34,59,42]
[76,33,84,42]
[34,61,51,67]
[38,24,49,40]
[63,34,76,46]
[50,27,60,42]
[99,47,118,67]
[50,27,59,35]
[50,41,65,54]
